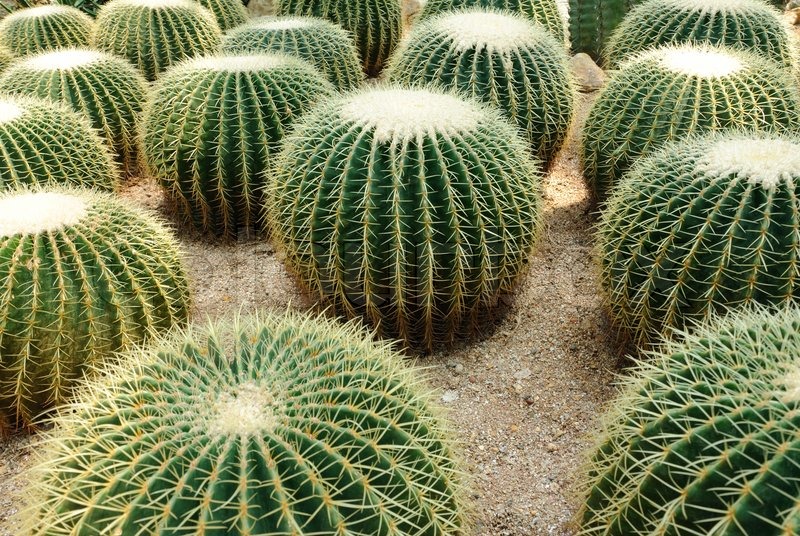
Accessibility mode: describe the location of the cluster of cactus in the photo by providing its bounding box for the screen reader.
[0,187,190,432]
[275,0,402,76]
[197,0,248,30]
[144,54,334,237]
[94,0,222,81]
[0,49,148,176]
[268,86,542,350]
[598,130,800,347]
[387,8,575,165]
[580,305,800,535]
[582,44,800,201]
[0,5,93,57]
[222,16,364,90]
[27,311,464,534]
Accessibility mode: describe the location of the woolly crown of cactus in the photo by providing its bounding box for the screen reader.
[0,5,94,57]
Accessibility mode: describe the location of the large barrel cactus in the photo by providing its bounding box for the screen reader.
[27,311,465,534]
[268,87,543,350]
[94,0,222,81]
[582,44,800,202]
[0,187,190,432]
[198,0,248,30]
[598,130,800,347]
[0,49,148,176]
[144,54,335,237]
[580,305,800,535]
[274,0,402,76]
[387,8,575,165]
[0,95,118,191]
[0,5,93,57]
[222,16,363,90]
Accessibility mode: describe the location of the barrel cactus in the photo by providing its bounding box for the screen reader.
[268,86,543,350]
[198,0,248,30]
[0,186,190,432]
[580,305,800,535]
[582,44,800,202]
[26,311,465,534]
[568,0,640,61]
[419,0,566,44]
[0,49,148,176]
[0,5,93,57]
[274,0,402,76]
[52,0,110,17]
[222,16,363,90]
[599,130,800,347]
[94,0,222,81]
[144,54,334,237]
[387,8,575,165]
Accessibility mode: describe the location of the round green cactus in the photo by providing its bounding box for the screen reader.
[222,15,363,90]
[605,0,798,70]
[387,8,575,165]
[580,305,800,535]
[144,54,335,237]
[26,311,465,534]
[419,0,566,44]
[198,0,248,30]
[0,95,118,191]
[0,187,190,433]
[598,130,800,347]
[0,48,149,176]
[274,0,402,76]
[94,0,222,81]
[268,87,543,350]
[582,44,800,202]
[0,5,93,57]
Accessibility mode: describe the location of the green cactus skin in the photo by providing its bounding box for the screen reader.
[0,49,149,177]
[198,0,248,30]
[268,87,543,351]
[0,95,119,191]
[605,0,798,70]
[52,0,110,17]
[582,44,800,203]
[419,0,566,45]
[144,54,335,238]
[0,5,93,57]
[26,311,465,535]
[93,0,222,82]
[568,0,641,61]
[0,47,13,74]
[0,187,190,433]
[598,130,800,348]
[222,16,364,90]
[387,8,575,166]
[580,305,800,535]
[274,0,402,77]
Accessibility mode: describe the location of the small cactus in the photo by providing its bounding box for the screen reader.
[143,54,335,237]
[582,44,800,202]
[274,0,402,76]
[568,0,640,61]
[0,186,190,432]
[387,8,575,165]
[0,5,93,57]
[268,86,543,350]
[198,0,248,30]
[94,0,222,81]
[599,130,800,347]
[0,49,149,176]
[52,0,110,17]
[27,311,465,534]
[222,15,364,90]
[580,305,800,535]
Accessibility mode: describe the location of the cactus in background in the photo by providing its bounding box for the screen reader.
[144,54,334,237]
[0,5,93,57]
[0,95,118,191]
[274,0,402,76]
[568,0,641,61]
[0,49,149,176]
[222,16,363,90]
[599,130,800,347]
[198,0,248,30]
[0,187,190,433]
[27,311,465,534]
[387,8,575,165]
[0,47,13,74]
[582,44,800,202]
[580,305,800,535]
[52,0,110,17]
[268,86,543,350]
[94,0,222,81]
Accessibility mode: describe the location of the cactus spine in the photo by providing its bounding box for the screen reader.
[197,0,248,30]
[0,5,94,57]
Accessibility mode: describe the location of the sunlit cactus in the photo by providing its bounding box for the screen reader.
[0,5,93,57]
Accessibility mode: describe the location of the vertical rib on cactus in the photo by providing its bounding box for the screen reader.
[0,5,94,57]
[568,0,641,61]
[197,0,248,30]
